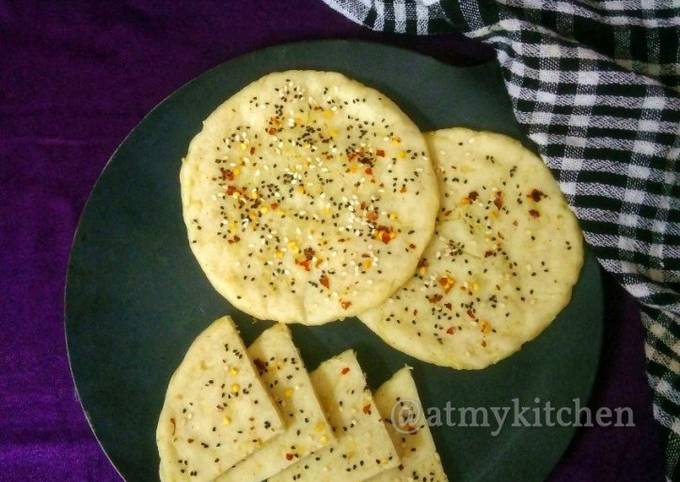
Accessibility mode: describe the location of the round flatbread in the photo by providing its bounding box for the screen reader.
[181,71,439,325]
[359,128,584,369]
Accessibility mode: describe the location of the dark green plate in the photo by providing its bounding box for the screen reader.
[65,40,603,482]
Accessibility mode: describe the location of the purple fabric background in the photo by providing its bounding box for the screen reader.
[0,1,665,480]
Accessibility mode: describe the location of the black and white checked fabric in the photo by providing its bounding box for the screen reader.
[322,0,680,479]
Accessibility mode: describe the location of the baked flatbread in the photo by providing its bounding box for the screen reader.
[360,128,583,369]
[368,367,448,482]
[217,324,333,482]
[269,350,400,482]
[156,316,284,481]
[180,71,439,325]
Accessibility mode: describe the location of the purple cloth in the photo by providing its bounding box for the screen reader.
[0,1,664,480]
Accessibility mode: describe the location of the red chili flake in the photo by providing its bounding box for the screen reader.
[357,156,374,166]
[484,250,494,257]
[362,404,372,414]
[375,225,396,244]
[367,211,378,222]
[340,300,352,310]
[226,185,239,195]
[417,258,428,269]
[296,258,312,271]
[427,294,443,303]
[227,235,241,244]
[399,185,407,193]
[466,309,476,319]
[402,424,417,434]
[364,167,373,175]
[319,274,330,289]
[253,358,267,371]
[296,249,315,270]
[341,367,350,375]
[493,191,504,209]
[529,209,540,218]
[439,276,455,293]
[267,127,277,135]
[221,168,234,181]
[444,303,452,310]
[285,453,295,461]
[468,191,479,202]
[528,189,545,202]
[270,202,279,210]
[446,326,456,335]
[376,149,385,157]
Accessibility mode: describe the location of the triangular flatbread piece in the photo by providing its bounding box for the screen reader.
[270,350,399,482]
[368,367,448,482]
[217,323,333,482]
[156,316,284,481]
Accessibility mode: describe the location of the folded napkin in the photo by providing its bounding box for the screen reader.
[322,0,680,479]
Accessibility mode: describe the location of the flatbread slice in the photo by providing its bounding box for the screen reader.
[368,367,448,482]
[270,350,400,482]
[156,316,284,481]
[217,324,333,482]
[180,70,439,325]
[360,128,584,369]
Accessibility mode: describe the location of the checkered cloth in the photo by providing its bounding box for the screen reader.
[322,0,680,479]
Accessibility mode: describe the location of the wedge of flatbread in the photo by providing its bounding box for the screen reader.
[180,70,439,325]
[217,324,333,482]
[368,367,448,482]
[270,350,399,482]
[360,128,584,369]
[156,316,284,481]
